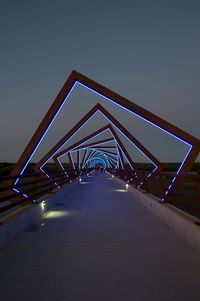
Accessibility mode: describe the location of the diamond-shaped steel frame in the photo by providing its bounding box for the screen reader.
[10,70,200,201]
[52,124,136,172]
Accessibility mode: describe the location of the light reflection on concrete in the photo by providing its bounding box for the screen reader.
[43,210,76,219]
[112,189,127,193]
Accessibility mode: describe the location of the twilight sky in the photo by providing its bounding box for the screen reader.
[0,0,200,163]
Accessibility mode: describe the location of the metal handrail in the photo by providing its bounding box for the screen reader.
[0,169,85,216]
[114,168,200,218]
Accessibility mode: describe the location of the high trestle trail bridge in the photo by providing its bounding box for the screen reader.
[1,71,200,301]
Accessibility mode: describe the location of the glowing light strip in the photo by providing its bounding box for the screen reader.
[106,157,116,168]
[83,153,97,168]
[118,151,123,168]
[80,146,117,169]
[57,157,68,176]
[85,156,109,168]
[77,81,194,196]
[82,149,88,169]
[109,126,157,185]
[90,148,117,160]
[79,150,82,170]
[164,145,193,195]
[90,158,108,168]
[109,126,155,183]
[72,146,116,153]
[118,149,124,169]
[137,166,158,188]
[57,128,111,160]
[85,151,111,168]
[40,106,130,179]
[117,143,134,171]
[90,148,117,167]
[101,151,117,168]
[40,110,101,168]
[14,82,77,187]
[80,133,119,169]
[40,167,61,188]
[77,82,192,147]
[98,111,157,166]
[106,155,118,163]
[72,130,113,150]
[15,78,192,201]
[96,150,118,156]
[113,138,121,169]
[13,188,29,199]
[70,150,80,170]
[76,140,116,149]
[69,152,76,170]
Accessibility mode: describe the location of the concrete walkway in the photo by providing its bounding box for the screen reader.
[0,172,200,301]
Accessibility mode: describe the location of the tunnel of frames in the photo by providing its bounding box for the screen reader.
[9,70,200,203]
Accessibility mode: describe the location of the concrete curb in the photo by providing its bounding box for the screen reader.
[113,175,200,254]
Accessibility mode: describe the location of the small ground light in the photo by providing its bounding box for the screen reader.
[79,178,82,182]
[41,200,46,210]
[112,175,114,178]
[126,183,129,189]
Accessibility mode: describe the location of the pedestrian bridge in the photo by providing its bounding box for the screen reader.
[1,171,200,301]
[1,70,200,300]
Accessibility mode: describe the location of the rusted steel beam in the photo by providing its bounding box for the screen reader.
[80,149,88,170]
[93,149,117,156]
[117,145,125,169]
[42,105,161,173]
[10,70,199,202]
[68,153,74,170]
[73,138,114,150]
[77,150,80,170]
[74,70,199,145]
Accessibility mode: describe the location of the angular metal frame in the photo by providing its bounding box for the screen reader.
[52,125,129,172]
[10,70,200,201]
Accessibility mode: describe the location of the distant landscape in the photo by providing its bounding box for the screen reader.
[0,162,200,176]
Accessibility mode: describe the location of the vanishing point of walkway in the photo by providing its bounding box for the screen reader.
[0,172,200,301]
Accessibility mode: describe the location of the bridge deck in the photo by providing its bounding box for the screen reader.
[0,172,200,301]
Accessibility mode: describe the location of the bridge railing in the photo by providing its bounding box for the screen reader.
[0,169,83,220]
[114,169,200,218]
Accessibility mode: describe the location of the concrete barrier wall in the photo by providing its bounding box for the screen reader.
[114,176,200,254]
[0,180,79,250]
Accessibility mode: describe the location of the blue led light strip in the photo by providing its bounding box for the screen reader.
[40,111,109,169]
[14,76,194,202]
[56,129,118,171]
[77,81,193,197]
[14,82,77,187]
[77,82,192,147]
[40,167,61,189]
[57,157,68,176]
[57,128,111,161]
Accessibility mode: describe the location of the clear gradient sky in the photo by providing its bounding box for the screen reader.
[0,0,200,163]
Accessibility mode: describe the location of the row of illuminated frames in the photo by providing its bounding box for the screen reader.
[14,81,193,201]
